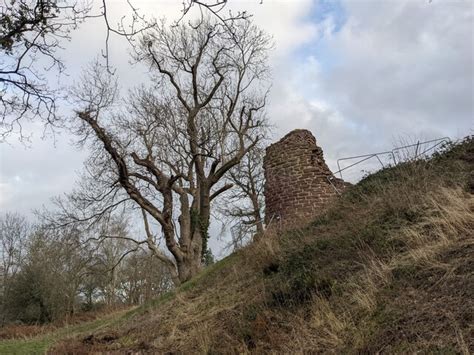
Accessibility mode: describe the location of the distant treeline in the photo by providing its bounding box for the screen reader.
[0,213,172,326]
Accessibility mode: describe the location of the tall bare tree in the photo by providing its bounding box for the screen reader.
[0,0,254,140]
[56,17,271,284]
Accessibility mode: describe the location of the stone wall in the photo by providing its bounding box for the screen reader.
[263,129,347,226]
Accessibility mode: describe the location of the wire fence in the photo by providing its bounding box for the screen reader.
[328,137,452,191]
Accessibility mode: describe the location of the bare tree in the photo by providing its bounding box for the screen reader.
[117,249,173,305]
[180,0,251,24]
[55,17,271,284]
[0,0,259,140]
[219,143,265,250]
[0,212,30,324]
[0,213,28,280]
[0,0,91,138]
[3,226,94,323]
[82,218,173,307]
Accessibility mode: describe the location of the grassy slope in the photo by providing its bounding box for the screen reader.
[4,138,473,354]
[0,308,136,354]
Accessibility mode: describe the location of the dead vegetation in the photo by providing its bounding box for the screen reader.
[50,137,474,354]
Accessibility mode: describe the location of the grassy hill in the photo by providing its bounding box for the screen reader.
[2,137,473,354]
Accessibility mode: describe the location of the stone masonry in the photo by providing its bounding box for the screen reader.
[263,129,348,226]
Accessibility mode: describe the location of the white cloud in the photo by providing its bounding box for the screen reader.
[316,0,473,139]
[272,0,473,176]
[0,122,87,215]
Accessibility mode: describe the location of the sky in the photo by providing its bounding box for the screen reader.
[1,0,473,256]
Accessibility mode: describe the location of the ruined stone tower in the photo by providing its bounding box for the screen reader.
[263,129,347,226]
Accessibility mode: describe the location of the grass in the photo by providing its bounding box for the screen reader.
[0,251,242,354]
[0,308,134,354]
[4,136,473,354]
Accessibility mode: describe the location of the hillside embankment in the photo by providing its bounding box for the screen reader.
[2,137,473,354]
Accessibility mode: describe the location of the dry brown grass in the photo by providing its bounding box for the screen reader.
[0,324,56,340]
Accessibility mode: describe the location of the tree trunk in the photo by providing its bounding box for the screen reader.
[176,227,204,283]
[251,194,264,235]
[176,252,202,283]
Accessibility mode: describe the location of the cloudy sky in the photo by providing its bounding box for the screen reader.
[1,0,473,254]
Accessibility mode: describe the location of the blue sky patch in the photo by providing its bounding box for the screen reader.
[295,0,348,72]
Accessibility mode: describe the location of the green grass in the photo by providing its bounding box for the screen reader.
[0,309,133,354]
[179,252,239,292]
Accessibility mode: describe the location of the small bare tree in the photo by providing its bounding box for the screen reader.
[222,143,266,249]
[0,212,29,324]
[55,17,271,284]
